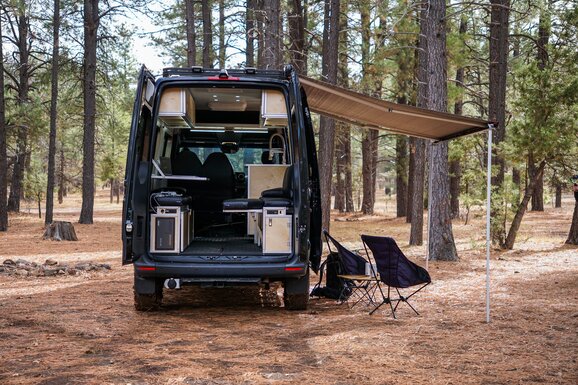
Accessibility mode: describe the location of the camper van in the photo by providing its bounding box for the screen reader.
[122,65,322,311]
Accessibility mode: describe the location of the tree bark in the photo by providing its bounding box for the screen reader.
[395,136,408,218]
[45,0,60,225]
[566,200,578,245]
[318,0,340,231]
[7,10,31,213]
[287,0,306,74]
[202,0,213,68]
[0,12,7,231]
[79,0,99,224]
[426,0,457,261]
[245,0,255,67]
[334,123,345,212]
[262,0,281,69]
[185,0,197,66]
[503,161,546,249]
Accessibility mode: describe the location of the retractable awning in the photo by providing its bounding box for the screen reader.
[299,76,490,141]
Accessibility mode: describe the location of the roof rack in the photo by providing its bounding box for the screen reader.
[162,66,288,79]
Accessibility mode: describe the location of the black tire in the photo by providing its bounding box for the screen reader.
[283,270,310,311]
[134,280,163,311]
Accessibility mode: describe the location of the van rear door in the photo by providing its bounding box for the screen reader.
[300,87,322,272]
[122,66,155,265]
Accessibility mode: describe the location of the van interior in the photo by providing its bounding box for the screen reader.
[148,86,294,257]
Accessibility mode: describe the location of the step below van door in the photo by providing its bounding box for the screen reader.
[122,66,155,265]
[300,87,322,273]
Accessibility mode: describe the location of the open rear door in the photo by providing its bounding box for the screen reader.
[122,66,155,265]
[300,87,322,273]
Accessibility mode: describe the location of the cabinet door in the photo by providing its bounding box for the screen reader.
[264,216,292,253]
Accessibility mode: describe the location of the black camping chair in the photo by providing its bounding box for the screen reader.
[361,234,431,319]
[323,230,380,308]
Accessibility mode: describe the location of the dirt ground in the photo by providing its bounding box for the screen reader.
[0,189,576,385]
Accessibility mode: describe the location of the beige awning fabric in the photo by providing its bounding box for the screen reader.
[300,76,490,141]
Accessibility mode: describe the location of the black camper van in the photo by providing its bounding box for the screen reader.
[122,65,322,311]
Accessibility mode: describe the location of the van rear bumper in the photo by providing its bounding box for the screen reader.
[133,254,307,281]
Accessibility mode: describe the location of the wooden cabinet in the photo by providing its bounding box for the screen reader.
[159,88,195,128]
[261,90,288,126]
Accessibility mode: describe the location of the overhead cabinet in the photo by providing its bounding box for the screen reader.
[159,88,195,128]
[261,90,288,126]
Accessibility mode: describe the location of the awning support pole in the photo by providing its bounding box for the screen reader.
[486,126,493,323]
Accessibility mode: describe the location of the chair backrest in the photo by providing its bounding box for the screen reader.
[361,234,431,288]
[172,148,202,175]
[323,230,367,276]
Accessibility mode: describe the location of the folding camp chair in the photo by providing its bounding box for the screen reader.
[361,234,431,319]
[323,230,380,309]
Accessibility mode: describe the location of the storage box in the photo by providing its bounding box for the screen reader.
[150,206,191,253]
[262,208,292,254]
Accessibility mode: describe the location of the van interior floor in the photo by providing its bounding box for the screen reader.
[184,237,261,255]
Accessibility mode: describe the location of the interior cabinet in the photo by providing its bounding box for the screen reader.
[261,90,288,126]
[159,88,195,128]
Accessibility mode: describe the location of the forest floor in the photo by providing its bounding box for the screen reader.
[0,189,576,385]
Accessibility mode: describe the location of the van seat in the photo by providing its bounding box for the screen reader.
[223,198,264,211]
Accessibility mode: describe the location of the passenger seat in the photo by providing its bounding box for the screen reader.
[200,152,235,211]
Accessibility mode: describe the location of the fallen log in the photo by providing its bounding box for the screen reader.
[43,221,78,241]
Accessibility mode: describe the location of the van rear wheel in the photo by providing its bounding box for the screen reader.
[283,270,309,310]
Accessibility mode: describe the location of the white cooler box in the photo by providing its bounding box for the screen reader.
[150,206,191,253]
[262,208,292,254]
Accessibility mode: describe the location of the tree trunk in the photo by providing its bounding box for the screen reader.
[426,0,457,261]
[409,1,429,243]
[318,0,340,231]
[256,1,264,68]
[359,0,374,215]
[449,159,461,219]
[45,0,60,225]
[245,0,255,67]
[79,0,99,225]
[503,161,546,249]
[262,0,281,69]
[58,146,65,204]
[555,184,562,208]
[287,0,306,74]
[334,123,345,212]
[8,11,31,213]
[566,200,578,245]
[43,221,78,241]
[488,0,510,244]
[185,0,197,66]
[0,13,7,231]
[406,138,415,223]
[409,139,425,245]
[488,0,510,187]
[450,16,466,220]
[529,153,544,211]
[218,0,225,68]
[395,136,408,218]
[202,0,213,68]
